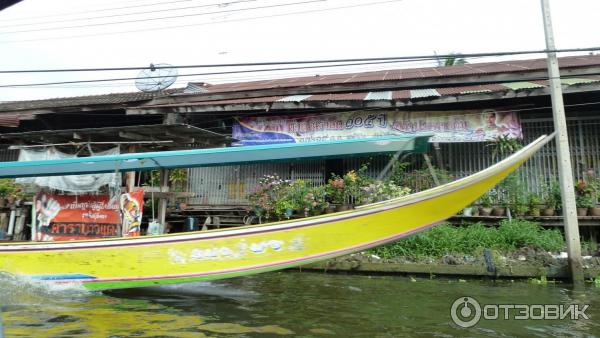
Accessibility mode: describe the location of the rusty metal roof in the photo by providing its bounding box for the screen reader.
[159,76,600,109]
[192,55,600,94]
[0,88,184,113]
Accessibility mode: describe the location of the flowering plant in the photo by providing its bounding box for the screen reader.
[359,180,411,204]
[248,174,291,221]
[326,164,373,205]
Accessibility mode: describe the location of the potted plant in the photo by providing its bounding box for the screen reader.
[575,180,593,216]
[541,180,561,216]
[247,174,292,223]
[576,195,592,216]
[588,170,600,216]
[527,193,542,217]
[478,192,493,216]
[591,192,600,216]
[492,200,506,217]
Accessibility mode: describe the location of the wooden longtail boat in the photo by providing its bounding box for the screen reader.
[0,134,552,291]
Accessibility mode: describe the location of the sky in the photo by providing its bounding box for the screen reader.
[0,0,599,101]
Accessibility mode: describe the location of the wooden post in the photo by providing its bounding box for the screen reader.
[541,0,584,284]
[125,145,137,192]
[423,154,441,186]
[157,169,169,234]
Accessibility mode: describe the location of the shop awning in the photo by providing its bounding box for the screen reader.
[0,135,430,178]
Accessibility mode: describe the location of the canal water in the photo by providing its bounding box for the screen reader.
[1,271,599,337]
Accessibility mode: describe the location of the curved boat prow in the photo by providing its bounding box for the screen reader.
[0,134,554,290]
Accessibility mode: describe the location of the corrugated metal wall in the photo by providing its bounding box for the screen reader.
[0,149,18,162]
[188,160,325,205]
[188,116,600,206]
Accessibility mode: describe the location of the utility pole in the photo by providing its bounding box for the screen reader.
[540,0,584,284]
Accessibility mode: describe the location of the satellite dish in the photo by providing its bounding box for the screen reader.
[135,63,178,92]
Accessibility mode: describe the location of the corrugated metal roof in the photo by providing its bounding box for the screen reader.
[364,91,392,101]
[500,82,545,91]
[304,93,368,101]
[276,95,312,102]
[194,55,600,94]
[0,88,184,112]
[140,75,600,109]
[410,89,441,99]
[560,78,600,85]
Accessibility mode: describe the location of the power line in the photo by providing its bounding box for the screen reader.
[3,60,600,89]
[0,0,404,43]
[0,59,446,88]
[1,58,448,89]
[0,0,258,29]
[0,0,326,35]
[1,46,599,74]
[0,0,231,22]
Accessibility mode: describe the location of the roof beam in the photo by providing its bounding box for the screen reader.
[118,131,150,141]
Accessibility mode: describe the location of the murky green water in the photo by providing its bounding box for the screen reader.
[1,271,599,337]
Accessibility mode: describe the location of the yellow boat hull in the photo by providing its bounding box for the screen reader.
[0,135,552,290]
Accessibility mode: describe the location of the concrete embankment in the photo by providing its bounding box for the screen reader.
[299,253,600,280]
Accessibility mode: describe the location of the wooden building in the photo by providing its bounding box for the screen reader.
[1,55,600,220]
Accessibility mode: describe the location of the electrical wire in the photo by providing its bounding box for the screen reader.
[13,58,448,89]
[0,0,404,43]
[2,57,600,89]
[0,0,259,29]
[1,46,599,74]
[0,0,244,22]
[0,0,326,35]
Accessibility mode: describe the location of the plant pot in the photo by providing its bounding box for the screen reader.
[577,207,589,216]
[462,207,474,216]
[336,204,353,212]
[479,207,493,216]
[491,207,506,217]
[325,205,337,214]
[528,209,541,217]
[284,208,294,219]
[541,208,555,216]
[589,206,600,216]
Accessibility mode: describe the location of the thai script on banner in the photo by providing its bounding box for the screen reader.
[232,109,522,145]
[34,191,145,241]
[35,193,121,241]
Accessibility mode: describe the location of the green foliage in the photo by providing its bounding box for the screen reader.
[145,169,188,191]
[359,181,411,205]
[491,135,523,160]
[527,193,541,210]
[368,220,565,259]
[575,195,593,208]
[478,192,493,208]
[498,173,527,214]
[543,179,562,210]
[0,179,21,197]
[169,168,187,192]
[247,174,292,221]
[326,163,373,204]
[390,163,452,192]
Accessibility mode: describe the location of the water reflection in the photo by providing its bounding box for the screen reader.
[1,271,599,337]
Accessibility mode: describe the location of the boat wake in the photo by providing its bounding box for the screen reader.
[107,281,259,301]
[0,272,92,306]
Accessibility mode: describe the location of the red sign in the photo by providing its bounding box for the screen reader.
[35,193,121,241]
[120,189,144,237]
